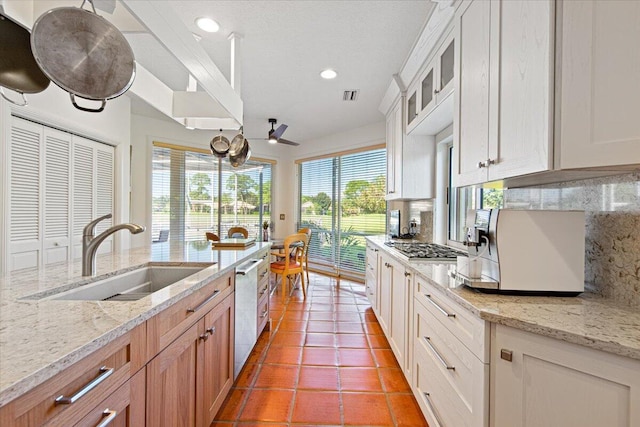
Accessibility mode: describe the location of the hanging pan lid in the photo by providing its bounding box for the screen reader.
[30,1,135,107]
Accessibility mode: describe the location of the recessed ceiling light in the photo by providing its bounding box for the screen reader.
[196,17,220,33]
[320,69,337,79]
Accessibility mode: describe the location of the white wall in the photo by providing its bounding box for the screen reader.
[0,84,132,272]
[129,114,287,247]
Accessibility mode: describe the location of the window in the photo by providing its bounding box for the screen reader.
[152,143,272,242]
[297,147,386,277]
[447,145,503,243]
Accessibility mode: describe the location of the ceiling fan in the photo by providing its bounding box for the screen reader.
[250,118,300,146]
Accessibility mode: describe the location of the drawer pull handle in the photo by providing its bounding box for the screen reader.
[260,285,268,295]
[425,294,455,318]
[260,308,269,318]
[55,366,114,405]
[424,392,445,427]
[260,271,268,278]
[501,348,513,362]
[96,409,117,427]
[187,289,221,314]
[424,336,455,371]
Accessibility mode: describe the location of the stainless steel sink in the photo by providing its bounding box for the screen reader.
[46,264,213,301]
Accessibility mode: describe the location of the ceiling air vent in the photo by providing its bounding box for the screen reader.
[343,90,359,101]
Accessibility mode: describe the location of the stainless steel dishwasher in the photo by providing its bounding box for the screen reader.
[234,258,263,379]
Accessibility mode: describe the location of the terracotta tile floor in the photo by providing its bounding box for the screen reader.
[212,272,428,426]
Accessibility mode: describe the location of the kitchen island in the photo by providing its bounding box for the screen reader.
[0,241,270,407]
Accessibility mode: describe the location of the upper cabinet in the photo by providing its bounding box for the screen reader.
[556,0,640,169]
[385,97,436,200]
[407,30,456,136]
[454,0,640,187]
[453,0,554,187]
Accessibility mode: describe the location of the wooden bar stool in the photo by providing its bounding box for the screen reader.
[270,232,309,301]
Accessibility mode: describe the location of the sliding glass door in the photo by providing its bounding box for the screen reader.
[298,147,386,277]
[152,143,272,242]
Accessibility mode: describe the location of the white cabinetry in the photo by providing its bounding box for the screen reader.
[385,98,436,200]
[6,117,114,271]
[491,324,640,427]
[407,29,456,136]
[413,275,489,427]
[453,0,554,186]
[365,243,380,314]
[557,0,640,169]
[378,251,409,372]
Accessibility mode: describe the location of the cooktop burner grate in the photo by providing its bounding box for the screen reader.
[384,242,467,260]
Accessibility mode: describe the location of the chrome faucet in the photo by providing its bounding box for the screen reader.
[82,214,145,276]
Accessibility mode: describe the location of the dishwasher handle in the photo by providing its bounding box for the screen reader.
[236,259,262,275]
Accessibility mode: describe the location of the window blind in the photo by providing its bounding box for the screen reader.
[298,147,386,276]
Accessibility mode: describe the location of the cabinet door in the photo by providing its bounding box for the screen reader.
[558,0,640,169]
[453,0,491,186]
[147,321,200,427]
[407,90,418,127]
[491,325,640,427]
[198,294,234,427]
[436,34,455,102]
[421,67,436,116]
[378,254,393,335]
[388,258,407,371]
[488,0,553,181]
[386,101,403,198]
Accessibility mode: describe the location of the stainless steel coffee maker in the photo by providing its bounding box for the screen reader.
[455,209,585,295]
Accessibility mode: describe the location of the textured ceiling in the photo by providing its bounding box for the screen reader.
[126,1,433,144]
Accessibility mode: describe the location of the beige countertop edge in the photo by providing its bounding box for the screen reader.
[0,243,270,407]
[365,236,640,362]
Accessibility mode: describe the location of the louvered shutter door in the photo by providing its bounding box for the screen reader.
[71,138,95,259]
[43,128,71,265]
[9,117,42,270]
[95,145,114,254]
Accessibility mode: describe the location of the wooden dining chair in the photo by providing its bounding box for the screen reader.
[205,232,220,242]
[227,226,248,238]
[270,232,309,301]
[297,227,312,284]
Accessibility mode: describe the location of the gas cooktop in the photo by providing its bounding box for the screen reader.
[384,241,467,261]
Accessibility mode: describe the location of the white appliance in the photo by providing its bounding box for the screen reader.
[456,209,585,295]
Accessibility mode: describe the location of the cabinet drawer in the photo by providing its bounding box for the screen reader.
[147,271,234,357]
[258,258,270,287]
[74,368,145,427]
[414,341,488,427]
[414,275,488,361]
[257,292,269,334]
[0,325,145,427]
[415,299,483,416]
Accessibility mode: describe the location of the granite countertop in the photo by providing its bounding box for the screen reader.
[367,236,640,361]
[0,241,270,407]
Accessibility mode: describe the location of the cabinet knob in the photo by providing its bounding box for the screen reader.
[500,349,513,362]
[434,89,440,94]
[206,326,216,335]
[487,158,496,165]
[199,333,209,341]
[404,271,411,277]
[478,161,487,168]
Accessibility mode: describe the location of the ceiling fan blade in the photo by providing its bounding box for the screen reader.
[271,124,288,140]
[277,138,300,146]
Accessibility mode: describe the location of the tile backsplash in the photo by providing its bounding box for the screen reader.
[505,172,640,307]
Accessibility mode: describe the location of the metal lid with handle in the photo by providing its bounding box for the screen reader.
[30,0,135,113]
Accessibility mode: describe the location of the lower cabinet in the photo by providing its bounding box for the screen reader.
[379,252,409,372]
[491,324,640,427]
[147,292,234,427]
